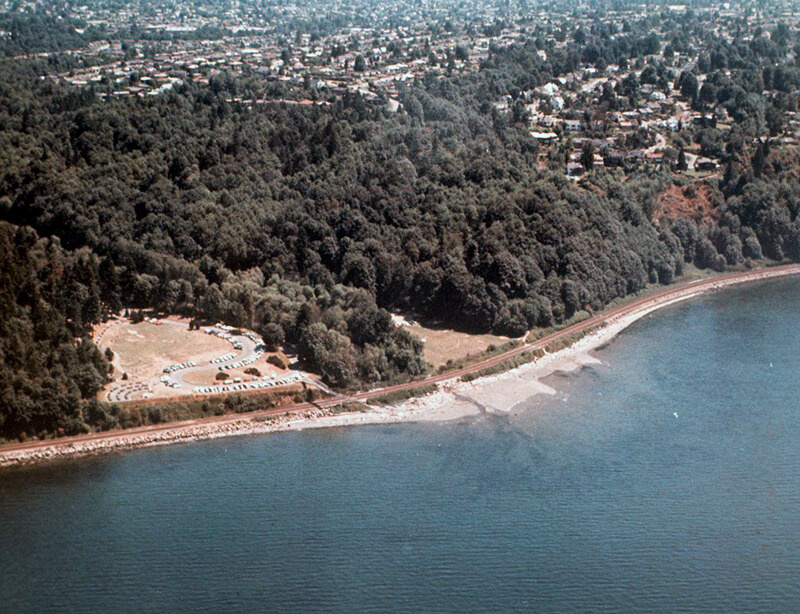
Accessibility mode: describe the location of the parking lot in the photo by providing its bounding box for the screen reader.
[97,316,309,403]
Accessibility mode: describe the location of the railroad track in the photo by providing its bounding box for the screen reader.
[3,264,800,456]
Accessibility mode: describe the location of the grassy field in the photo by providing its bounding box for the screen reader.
[101,320,230,380]
[404,320,514,367]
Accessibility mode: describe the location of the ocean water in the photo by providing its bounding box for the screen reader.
[2,277,800,613]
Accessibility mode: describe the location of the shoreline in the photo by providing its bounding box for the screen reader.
[280,291,706,428]
[2,264,800,468]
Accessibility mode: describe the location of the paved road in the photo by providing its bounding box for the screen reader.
[4,264,800,455]
[644,131,667,154]
[165,322,262,387]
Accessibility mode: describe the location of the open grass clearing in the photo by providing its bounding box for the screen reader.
[397,316,515,367]
[99,319,230,381]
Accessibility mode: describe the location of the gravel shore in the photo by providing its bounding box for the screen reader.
[3,265,799,468]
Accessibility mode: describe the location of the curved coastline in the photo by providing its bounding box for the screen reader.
[3,264,800,467]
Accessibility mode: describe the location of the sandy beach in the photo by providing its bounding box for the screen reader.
[285,292,697,430]
[2,265,800,468]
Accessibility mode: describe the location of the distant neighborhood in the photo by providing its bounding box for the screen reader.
[1,0,796,179]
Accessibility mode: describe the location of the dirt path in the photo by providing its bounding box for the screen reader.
[3,264,800,464]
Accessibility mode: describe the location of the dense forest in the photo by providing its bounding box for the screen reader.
[0,12,106,56]
[2,10,800,440]
[0,222,111,439]
[0,66,681,334]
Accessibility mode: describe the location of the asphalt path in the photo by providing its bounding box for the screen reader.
[159,320,262,387]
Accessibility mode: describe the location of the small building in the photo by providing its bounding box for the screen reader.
[695,157,717,171]
[567,162,585,177]
[692,115,717,128]
[626,150,646,165]
[530,131,558,141]
[604,150,626,168]
[540,82,559,96]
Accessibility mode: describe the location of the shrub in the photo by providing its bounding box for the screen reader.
[368,383,438,405]
[267,355,286,369]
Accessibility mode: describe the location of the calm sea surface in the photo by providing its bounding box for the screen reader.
[2,278,800,613]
